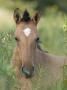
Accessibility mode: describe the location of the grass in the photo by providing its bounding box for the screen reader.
[38,12,65,55]
[0,6,67,90]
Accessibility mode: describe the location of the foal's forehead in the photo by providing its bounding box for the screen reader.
[16,21,36,33]
[16,21,37,38]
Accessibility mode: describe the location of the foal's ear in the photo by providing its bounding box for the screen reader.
[32,12,40,25]
[13,8,21,24]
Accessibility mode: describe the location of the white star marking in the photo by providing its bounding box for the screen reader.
[23,28,31,37]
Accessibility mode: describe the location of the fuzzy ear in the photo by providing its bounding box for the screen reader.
[13,8,21,23]
[32,12,40,25]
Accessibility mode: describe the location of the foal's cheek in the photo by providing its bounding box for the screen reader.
[16,41,20,47]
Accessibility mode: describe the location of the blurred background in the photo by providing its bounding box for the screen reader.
[0,0,67,90]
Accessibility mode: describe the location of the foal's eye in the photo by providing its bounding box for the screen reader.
[36,37,40,43]
[15,37,19,41]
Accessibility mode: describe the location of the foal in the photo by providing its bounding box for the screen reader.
[12,8,67,90]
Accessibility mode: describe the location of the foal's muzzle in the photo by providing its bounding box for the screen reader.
[22,66,34,78]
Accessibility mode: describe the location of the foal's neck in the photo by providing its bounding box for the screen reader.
[36,48,65,67]
[36,48,50,65]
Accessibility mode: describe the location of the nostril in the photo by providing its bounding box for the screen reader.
[22,66,31,78]
[22,66,30,75]
[22,66,34,78]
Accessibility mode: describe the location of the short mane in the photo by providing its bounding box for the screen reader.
[37,43,48,53]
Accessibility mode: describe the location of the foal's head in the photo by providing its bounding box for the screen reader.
[13,8,40,78]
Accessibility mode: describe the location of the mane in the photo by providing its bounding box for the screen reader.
[37,43,48,53]
[37,43,42,51]
[21,10,31,22]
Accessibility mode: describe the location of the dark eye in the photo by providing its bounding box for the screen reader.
[36,37,40,42]
[15,37,19,41]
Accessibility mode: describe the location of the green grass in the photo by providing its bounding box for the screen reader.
[38,15,65,55]
[0,6,67,90]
